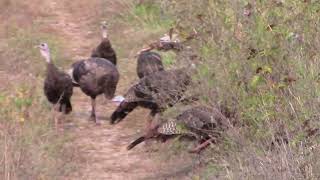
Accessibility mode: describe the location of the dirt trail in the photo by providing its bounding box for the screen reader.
[46,1,176,179]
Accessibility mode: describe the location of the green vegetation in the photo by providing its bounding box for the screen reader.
[5,26,67,73]
[124,0,320,178]
[0,2,76,179]
[118,1,173,32]
[161,51,176,67]
[0,82,76,179]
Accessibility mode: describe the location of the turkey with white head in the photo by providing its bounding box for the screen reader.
[38,43,73,127]
[91,21,117,65]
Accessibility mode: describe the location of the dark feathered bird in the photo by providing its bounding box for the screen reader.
[127,106,229,153]
[110,68,191,131]
[38,43,73,114]
[70,57,119,123]
[136,51,164,79]
[91,21,117,65]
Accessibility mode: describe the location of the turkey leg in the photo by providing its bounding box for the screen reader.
[188,138,215,153]
[90,98,98,123]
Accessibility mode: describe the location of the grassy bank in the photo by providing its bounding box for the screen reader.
[121,0,320,179]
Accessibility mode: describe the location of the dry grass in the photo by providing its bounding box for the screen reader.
[0,1,80,179]
[0,0,52,29]
[150,0,320,179]
[2,0,320,179]
[122,0,320,179]
[0,76,79,179]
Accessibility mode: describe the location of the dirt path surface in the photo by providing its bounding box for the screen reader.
[43,1,194,179]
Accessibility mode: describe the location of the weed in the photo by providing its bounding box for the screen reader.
[118,1,173,32]
[160,51,176,67]
[148,0,320,178]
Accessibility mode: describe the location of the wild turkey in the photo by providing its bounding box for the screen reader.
[127,106,229,153]
[70,57,119,123]
[38,43,73,126]
[110,68,191,131]
[136,28,197,55]
[91,21,117,65]
[136,51,164,79]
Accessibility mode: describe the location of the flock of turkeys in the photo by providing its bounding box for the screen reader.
[38,22,229,153]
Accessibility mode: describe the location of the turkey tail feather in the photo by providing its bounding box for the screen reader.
[110,101,138,124]
[127,136,146,150]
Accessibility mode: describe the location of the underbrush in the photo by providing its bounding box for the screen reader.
[0,81,78,179]
[126,0,320,179]
[117,1,174,34]
[117,0,173,32]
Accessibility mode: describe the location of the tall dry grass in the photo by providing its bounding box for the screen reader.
[121,0,320,179]
[0,1,79,179]
[165,0,320,178]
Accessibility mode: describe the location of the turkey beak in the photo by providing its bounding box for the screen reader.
[101,21,108,31]
[101,25,108,39]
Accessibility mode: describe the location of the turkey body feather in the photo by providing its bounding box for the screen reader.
[91,39,117,65]
[72,57,119,99]
[127,106,229,151]
[137,51,164,79]
[44,63,73,114]
[111,68,191,124]
[71,57,119,122]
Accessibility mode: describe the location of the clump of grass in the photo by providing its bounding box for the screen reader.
[147,0,320,178]
[118,1,173,32]
[160,51,176,67]
[0,81,77,179]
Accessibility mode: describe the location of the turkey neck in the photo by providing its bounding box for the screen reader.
[46,63,60,79]
[100,38,112,49]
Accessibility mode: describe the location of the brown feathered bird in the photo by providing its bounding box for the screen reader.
[127,106,229,153]
[38,43,73,114]
[110,68,191,130]
[136,51,164,79]
[70,57,119,123]
[91,21,117,65]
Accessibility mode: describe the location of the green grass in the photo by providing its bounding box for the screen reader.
[50,0,320,178]
[0,20,76,180]
[160,51,176,67]
[118,1,173,32]
[0,81,77,179]
[4,25,67,73]
[143,0,320,178]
